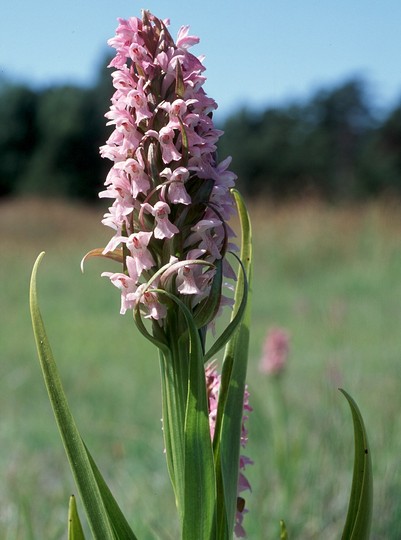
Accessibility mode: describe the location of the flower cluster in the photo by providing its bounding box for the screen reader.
[99,11,238,323]
[259,327,290,376]
[206,362,253,538]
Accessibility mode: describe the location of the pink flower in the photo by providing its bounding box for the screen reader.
[176,265,203,295]
[127,284,167,321]
[126,231,156,275]
[125,78,152,123]
[141,201,179,239]
[158,126,182,163]
[114,157,150,197]
[142,290,167,320]
[189,219,224,260]
[160,166,191,205]
[259,327,290,376]
[176,25,200,49]
[101,271,137,315]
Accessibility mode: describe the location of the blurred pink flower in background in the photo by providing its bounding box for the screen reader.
[259,327,290,376]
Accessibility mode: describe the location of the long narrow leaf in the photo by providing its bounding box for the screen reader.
[340,389,373,540]
[133,302,170,355]
[84,444,138,540]
[203,254,248,363]
[214,190,253,538]
[30,253,117,540]
[68,495,86,540]
[159,348,185,511]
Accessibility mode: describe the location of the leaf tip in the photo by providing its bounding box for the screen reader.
[30,252,46,299]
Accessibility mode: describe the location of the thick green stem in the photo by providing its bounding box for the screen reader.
[159,312,188,522]
[159,304,216,540]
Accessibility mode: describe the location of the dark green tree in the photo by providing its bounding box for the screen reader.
[219,78,383,200]
[307,78,376,198]
[0,83,38,196]
[20,85,100,199]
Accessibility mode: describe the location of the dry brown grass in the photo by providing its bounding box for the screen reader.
[2,195,401,249]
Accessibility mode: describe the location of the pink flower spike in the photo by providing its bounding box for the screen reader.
[168,181,191,204]
[169,98,188,118]
[102,234,125,254]
[98,11,240,322]
[126,283,167,321]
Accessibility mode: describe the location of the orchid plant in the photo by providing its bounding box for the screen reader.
[30,10,372,540]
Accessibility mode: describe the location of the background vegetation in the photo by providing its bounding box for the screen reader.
[1,60,401,202]
[1,52,401,539]
[2,197,401,539]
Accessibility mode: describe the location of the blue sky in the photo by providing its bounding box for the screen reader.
[1,1,400,120]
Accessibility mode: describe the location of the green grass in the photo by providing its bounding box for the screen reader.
[1,197,401,539]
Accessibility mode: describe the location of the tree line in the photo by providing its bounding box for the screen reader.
[1,62,400,202]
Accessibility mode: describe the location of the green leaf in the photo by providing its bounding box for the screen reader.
[193,258,223,329]
[213,190,253,539]
[68,495,86,540]
[340,389,373,540]
[159,348,185,512]
[30,252,138,540]
[203,253,248,363]
[84,444,138,540]
[133,302,170,355]
[279,519,288,539]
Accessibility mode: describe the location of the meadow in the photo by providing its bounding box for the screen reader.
[1,197,401,539]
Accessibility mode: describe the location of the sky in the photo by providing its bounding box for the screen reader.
[1,0,400,121]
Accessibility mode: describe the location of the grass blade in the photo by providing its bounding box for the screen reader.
[84,444,138,540]
[68,495,86,540]
[30,252,122,540]
[214,190,253,538]
[203,254,248,364]
[340,389,373,540]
